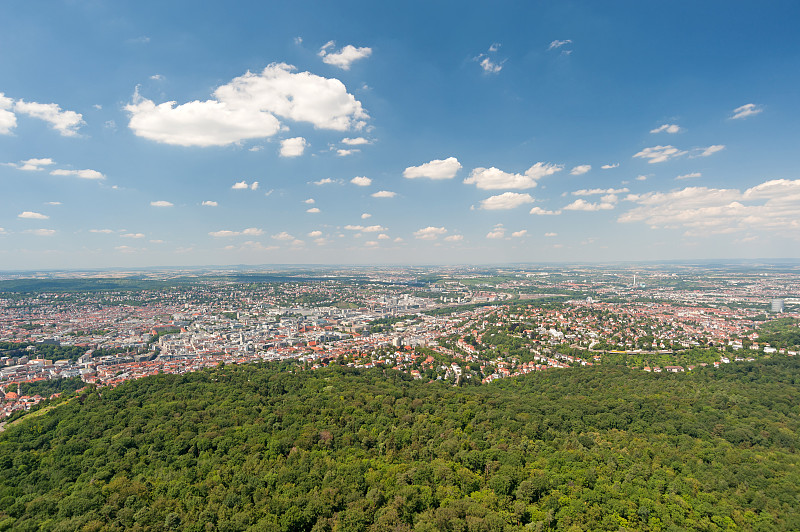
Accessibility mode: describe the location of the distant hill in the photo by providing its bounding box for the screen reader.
[1,359,799,530]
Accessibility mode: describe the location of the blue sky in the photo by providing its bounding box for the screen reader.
[2,1,799,269]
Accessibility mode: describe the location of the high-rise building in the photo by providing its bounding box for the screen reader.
[771,298,785,313]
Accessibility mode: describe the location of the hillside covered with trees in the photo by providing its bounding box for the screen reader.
[1,358,799,531]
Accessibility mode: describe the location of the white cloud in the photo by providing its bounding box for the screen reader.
[308,230,323,238]
[44,201,61,205]
[371,190,396,198]
[0,93,17,134]
[126,63,368,146]
[50,168,105,180]
[548,39,572,50]
[601,163,619,169]
[306,207,321,213]
[90,229,115,234]
[544,232,557,237]
[620,179,800,236]
[313,178,337,186]
[572,187,629,196]
[304,198,315,204]
[337,148,358,157]
[150,74,163,81]
[529,207,562,215]
[351,176,372,186]
[633,145,687,163]
[636,175,649,181]
[731,103,762,120]
[694,145,725,158]
[232,180,259,190]
[342,137,369,145]
[377,233,390,240]
[511,230,527,238]
[14,100,84,136]
[479,192,534,210]
[318,41,372,70]
[150,200,173,207]
[563,197,617,211]
[486,226,505,239]
[272,231,295,241]
[676,172,702,180]
[11,158,55,171]
[279,136,307,157]
[403,157,462,180]
[489,43,501,52]
[25,228,56,236]
[570,164,591,175]
[18,211,48,220]
[121,233,145,239]
[344,224,386,232]
[209,228,264,237]
[464,162,562,190]
[650,124,682,134]
[361,213,371,219]
[476,55,503,74]
[202,200,218,206]
[414,226,448,240]
[444,234,463,242]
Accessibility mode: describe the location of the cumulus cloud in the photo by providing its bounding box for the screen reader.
[570,164,591,175]
[486,226,505,239]
[0,93,17,134]
[633,145,687,163]
[694,145,725,158]
[202,200,218,206]
[232,180,259,190]
[619,179,800,236]
[90,229,115,234]
[511,230,527,238]
[344,224,386,232]
[18,211,48,220]
[572,187,629,196]
[9,157,55,171]
[377,233,390,240]
[444,234,463,242]
[544,232,557,237]
[126,63,368,146]
[337,148,358,157]
[318,41,372,70]
[308,230,323,238]
[548,39,572,50]
[50,168,105,180]
[150,200,173,207]
[121,233,145,239]
[304,198,315,204]
[601,163,619,169]
[351,176,372,186]
[676,172,702,180]
[371,190,396,198]
[14,99,84,136]
[479,192,534,210]
[272,231,295,241]
[342,137,369,145]
[529,207,562,215]
[476,55,503,74]
[464,162,562,190]
[731,103,762,120]
[306,207,321,213]
[210,228,264,237]
[313,178,338,186]
[563,196,617,211]
[361,213,371,219]
[403,157,462,180]
[279,136,307,157]
[414,226,447,240]
[650,124,682,134]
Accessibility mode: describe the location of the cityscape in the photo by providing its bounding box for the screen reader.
[3,264,798,418]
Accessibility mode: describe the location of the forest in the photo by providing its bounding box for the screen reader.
[1,357,799,531]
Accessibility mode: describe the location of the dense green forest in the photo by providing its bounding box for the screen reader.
[1,359,799,531]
